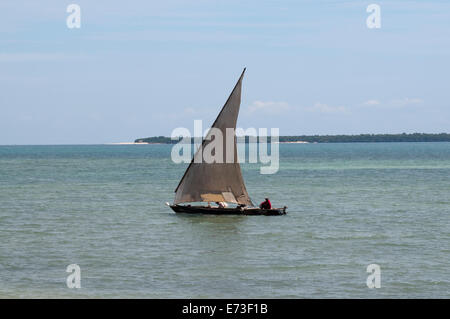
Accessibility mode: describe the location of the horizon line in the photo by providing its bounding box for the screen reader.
[2,132,450,146]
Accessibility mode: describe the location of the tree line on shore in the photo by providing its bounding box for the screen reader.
[135,133,450,144]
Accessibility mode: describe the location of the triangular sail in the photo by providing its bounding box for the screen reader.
[174,69,253,206]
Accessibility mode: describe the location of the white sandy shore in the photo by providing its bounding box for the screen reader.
[106,142,150,145]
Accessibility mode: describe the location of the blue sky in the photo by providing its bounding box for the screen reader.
[1,0,449,144]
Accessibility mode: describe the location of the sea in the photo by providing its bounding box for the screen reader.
[0,142,449,298]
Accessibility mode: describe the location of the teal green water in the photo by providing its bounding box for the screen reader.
[0,143,449,298]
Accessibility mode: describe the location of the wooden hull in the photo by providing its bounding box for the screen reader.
[170,205,287,216]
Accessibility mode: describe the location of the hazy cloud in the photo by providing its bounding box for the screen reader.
[303,102,348,114]
[247,101,348,115]
[363,99,381,106]
[361,98,424,108]
[389,98,424,107]
[247,101,291,114]
[184,107,196,114]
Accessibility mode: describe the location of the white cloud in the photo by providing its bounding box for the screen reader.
[361,98,424,108]
[247,100,290,114]
[363,99,381,106]
[303,102,348,114]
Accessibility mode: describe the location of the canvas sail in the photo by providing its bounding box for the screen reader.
[174,69,253,206]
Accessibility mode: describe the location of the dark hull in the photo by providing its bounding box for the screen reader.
[170,205,287,216]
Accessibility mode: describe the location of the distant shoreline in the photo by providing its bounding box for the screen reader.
[2,133,450,146]
[106,142,149,145]
[134,133,450,144]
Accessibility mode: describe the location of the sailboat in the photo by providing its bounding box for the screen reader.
[169,68,287,216]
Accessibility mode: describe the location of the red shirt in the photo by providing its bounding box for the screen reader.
[260,199,272,209]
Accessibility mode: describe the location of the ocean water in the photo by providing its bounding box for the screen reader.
[0,142,449,298]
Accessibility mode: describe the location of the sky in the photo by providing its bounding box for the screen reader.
[1,0,449,144]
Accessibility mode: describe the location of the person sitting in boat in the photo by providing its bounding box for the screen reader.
[216,201,228,208]
[259,198,272,209]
